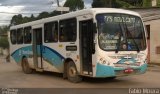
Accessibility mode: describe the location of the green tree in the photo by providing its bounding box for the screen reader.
[92,0,112,8]
[0,37,9,49]
[157,0,160,6]
[92,0,103,8]
[36,12,50,20]
[143,0,152,7]
[64,0,84,11]
[49,11,61,17]
[10,14,23,26]
[92,0,133,8]
[30,14,35,21]
[0,26,9,35]
[116,0,134,8]
[22,16,30,23]
[0,26,9,49]
[121,0,143,7]
[10,11,55,25]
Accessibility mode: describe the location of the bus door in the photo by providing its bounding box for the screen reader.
[33,28,43,69]
[79,19,93,75]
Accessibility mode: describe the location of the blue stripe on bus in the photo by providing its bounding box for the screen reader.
[11,45,65,69]
[42,46,65,68]
[11,46,33,63]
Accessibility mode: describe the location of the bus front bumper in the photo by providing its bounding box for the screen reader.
[95,63,147,77]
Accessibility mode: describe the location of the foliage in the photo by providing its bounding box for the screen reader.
[10,14,35,26]
[116,0,134,8]
[92,0,133,8]
[0,37,9,49]
[36,12,50,20]
[122,0,143,7]
[91,0,157,8]
[10,10,63,26]
[157,0,160,6]
[92,0,104,8]
[0,26,9,34]
[143,0,152,7]
[0,26,9,49]
[64,0,84,11]
[92,0,112,8]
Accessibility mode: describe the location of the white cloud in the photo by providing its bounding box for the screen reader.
[0,5,25,13]
[0,5,25,26]
[0,0,93,26]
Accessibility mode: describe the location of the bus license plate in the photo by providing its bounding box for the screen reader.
[124,68,134,74]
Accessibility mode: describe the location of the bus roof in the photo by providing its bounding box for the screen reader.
[10,8,140,30]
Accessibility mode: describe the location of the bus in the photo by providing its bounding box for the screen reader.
[9,8,148,83]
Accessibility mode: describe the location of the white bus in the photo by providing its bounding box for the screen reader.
[9,8,148,83]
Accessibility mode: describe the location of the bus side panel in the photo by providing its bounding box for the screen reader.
[10,45,34,68]
[42,44,65,73]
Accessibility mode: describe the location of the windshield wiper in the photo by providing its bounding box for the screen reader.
[115,22,123,53]
[124,21,140,53]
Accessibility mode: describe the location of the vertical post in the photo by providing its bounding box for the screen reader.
[56,0,60,7]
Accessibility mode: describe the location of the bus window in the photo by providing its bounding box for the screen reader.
[10,30,17,44]
[44,22,58,43]
[59,18,77,42]
[17,28,24,44]
[24,26,32,44]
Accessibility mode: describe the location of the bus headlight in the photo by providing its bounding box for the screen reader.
[99,58,110,65]
[102,60,106,64]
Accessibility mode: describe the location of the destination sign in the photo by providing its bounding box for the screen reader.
[104,16,136,23]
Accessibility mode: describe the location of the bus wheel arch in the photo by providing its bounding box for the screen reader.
[21,56,33,74]
[64,58,82,83]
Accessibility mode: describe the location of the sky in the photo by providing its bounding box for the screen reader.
[0,0,93,26]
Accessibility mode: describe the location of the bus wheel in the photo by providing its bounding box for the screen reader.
[22,58,33,74]
[67,61,82,83]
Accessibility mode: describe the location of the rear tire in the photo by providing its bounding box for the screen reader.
[22,58,33,74]
[67,61,82,83]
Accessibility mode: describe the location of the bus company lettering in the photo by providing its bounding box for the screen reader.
[19,50,33,56]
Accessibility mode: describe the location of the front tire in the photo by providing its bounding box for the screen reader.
[67,61,82,83]
[22,58,33,74]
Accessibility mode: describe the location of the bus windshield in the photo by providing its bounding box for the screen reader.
[96,13,146,52]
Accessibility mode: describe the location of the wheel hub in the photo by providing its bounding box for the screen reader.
[69,67,76,77]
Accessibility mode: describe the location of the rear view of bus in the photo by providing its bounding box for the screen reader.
[94,9,147,78]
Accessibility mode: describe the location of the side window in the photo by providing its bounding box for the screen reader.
[17,28,24,44]
[44,22,58,43]
[59,18,77,42]
[24,26,32,44]
[10,30,17,44]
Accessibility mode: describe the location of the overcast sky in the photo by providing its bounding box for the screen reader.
[0,0,93,26]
